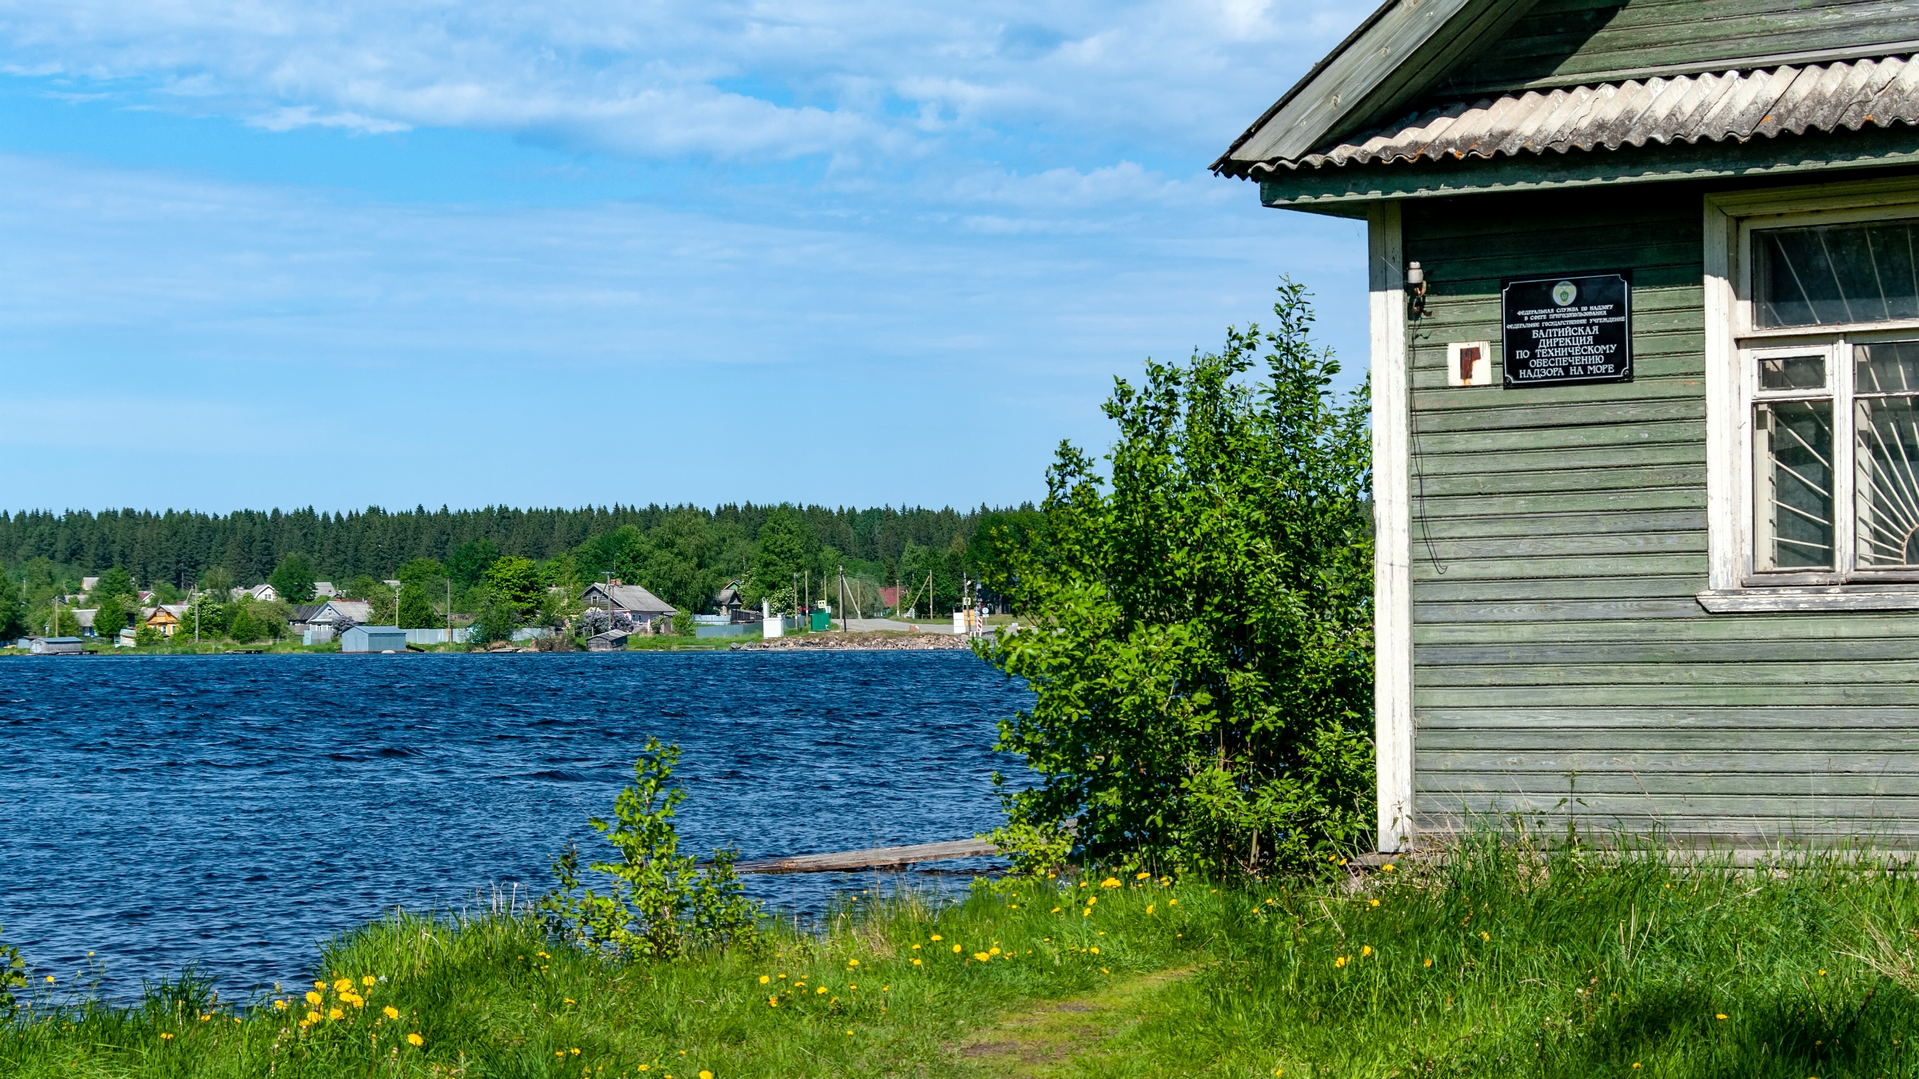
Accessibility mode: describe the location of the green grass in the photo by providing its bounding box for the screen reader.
[13,838,1919,1076]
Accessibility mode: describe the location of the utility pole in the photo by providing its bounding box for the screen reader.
[839,565,849,632]
[446,578,452,646]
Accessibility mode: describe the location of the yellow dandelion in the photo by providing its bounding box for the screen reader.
[274,999,289,1011]
[306,1011,321,1024]
[1334,956,1348,968]
[847,959,859,967]
[973,952,990,962]
[1090,946,1099,954]
[1052,907,1061,913]
[1424,958,1433,968]
[911,944,921,950]
[328,1008,344,1021]
[768,996,778,1007]
[700,1073,713,1079]
[989,947,1001,956]
[362,975,376,987]
[1100,877,1121,888]
[1147,904,1155,914]
[912,958,922,965]
[1361,946,1372,957]
[1480,932,1490,942]
[383,1005,400,1020]
[930,934,942,941]
[572,1048,582,1056]
[333,978,353,994]
[952,944,962,954]
[1715,1013,1728,1021]
[1382,864,1395,872]
[816,986,827,994]
[759,975,770,984]
[306,991,322,1005]
[1136,871,1151,879]
[1100,967,1109,973]
[160,1033,174,1041]
[1168,899,1177,906]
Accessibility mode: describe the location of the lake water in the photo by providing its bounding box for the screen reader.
[0,650,1032,999]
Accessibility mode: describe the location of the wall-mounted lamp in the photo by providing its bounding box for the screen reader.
[1406,260,1428,318]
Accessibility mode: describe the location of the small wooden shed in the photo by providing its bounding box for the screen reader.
[1219,1,1919,852]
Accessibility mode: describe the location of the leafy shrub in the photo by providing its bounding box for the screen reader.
[134,624,164,648]
[539,739,760,960]
[228,604,265,643]
[981,280,1374,879]
[0,927,26,1019]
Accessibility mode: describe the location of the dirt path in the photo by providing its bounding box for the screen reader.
[948,968,1195,1078]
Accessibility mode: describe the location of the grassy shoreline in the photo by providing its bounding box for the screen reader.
[12,841,1919,1077]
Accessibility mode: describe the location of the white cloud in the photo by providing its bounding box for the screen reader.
[0,0,1355,168]
[249,105,410,134]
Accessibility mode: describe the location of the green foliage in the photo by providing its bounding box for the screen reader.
[672,610,695,636]
[268,554,317,603]
[92,567,135,603]
[198,566,234,597]
[746,507,812,613]
[396,557,445,587]
[92,594,132,638]
[134,623,164,648]
[467,594,519,645]
[483,556,543,616]
[0,574,23,639]
[228,603,265,644]
[983,281,1374,878]
[397,584,439,629]
[539,739,761,961]
[188,599,227,639]
[446,540,502,587]
[0,925,25,1020]
[50,606,81,638]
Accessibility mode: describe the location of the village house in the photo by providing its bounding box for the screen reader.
[231,583,277,603]
[581,580,677,634]
[142,604,189,637]
[1219,0,1919,852]
[291,598,373,634]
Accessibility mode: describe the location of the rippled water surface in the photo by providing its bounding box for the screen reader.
[0,650,1031,998]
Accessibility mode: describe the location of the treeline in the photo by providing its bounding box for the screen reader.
[0,503,1040,627]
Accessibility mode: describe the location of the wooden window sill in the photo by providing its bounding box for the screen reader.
[1697,587,1919,612]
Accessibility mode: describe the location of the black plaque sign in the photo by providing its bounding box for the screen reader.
[1500,271,1632,386]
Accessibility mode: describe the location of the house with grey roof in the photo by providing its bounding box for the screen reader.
[581,580,678,635]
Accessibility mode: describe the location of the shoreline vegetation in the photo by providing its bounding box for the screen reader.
[11,838,1919,1077]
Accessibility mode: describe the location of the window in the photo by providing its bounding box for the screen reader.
[1733,209,1919,589]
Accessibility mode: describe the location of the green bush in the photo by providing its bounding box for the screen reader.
[134,624,164,648]
[539,739,760,960]
[982,280,1374,879]
[228,604,265,643]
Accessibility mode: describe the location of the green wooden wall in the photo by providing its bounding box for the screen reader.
[1403,182,1919,846]
[1434,0,1914,98]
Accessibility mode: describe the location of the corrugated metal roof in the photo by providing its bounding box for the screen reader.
[1233,55,1919,175]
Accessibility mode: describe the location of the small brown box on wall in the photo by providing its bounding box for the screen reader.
[1446,340,1493,387]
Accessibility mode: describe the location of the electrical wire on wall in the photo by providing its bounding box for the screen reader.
[1404,264,1449,576]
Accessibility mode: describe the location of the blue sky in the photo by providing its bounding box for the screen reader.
[0,0,1370,513]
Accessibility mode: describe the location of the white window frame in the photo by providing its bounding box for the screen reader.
[1703,178,1919,611]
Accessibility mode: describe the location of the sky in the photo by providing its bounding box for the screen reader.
[0,0,1372,514]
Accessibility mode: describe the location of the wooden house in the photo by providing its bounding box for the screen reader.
[1218,1,1919,853]
[581,580,677,634]
[143,604,188,637]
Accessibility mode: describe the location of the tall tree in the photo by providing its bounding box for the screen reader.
[268,553,317,604]
[483,556,544,617]
[746,507,811,612]
[983,281,1374,878]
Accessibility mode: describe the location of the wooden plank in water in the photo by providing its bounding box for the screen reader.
[735,838,999,874]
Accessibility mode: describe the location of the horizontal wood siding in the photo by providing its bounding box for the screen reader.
[1435,0,1918,97]
[1404,183,1919,845]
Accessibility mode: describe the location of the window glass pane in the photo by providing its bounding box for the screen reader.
[1755,219,1919,327]
[1856,340,1919,394]
[1856,395,1919,568]
[1757,353,1825,390]
[1754,400,1835,570]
